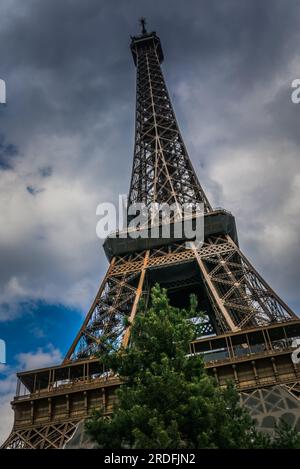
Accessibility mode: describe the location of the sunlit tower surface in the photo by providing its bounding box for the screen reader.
[3,21,300,448]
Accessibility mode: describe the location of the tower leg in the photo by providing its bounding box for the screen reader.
[64,250,150,361]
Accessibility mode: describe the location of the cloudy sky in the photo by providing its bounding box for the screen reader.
[0,0,300,444]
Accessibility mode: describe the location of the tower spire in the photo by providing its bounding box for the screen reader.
[140,17,147,35]
[129,27,212,214]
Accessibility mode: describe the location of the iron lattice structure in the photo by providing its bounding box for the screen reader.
[65,233,296,362]
[3,22,300,449]
[128,30,211,212]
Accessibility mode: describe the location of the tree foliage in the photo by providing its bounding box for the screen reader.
[86,284,300,449]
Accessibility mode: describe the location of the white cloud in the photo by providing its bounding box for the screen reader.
[16,345,62,370]
[0,132,115,321]
[0,394,14,446]
[0,344,62,445]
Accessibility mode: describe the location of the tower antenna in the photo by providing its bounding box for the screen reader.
[140,17,147,35]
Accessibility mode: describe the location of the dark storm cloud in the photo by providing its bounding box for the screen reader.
[1,1,297,141]
[1,1,299,162]
[26,185,45,196]
[39,166,52,178]
[0,135,18,170]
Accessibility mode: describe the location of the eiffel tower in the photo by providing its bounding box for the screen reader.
[3,20,300,449]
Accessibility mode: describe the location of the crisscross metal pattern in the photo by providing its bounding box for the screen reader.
[129,35,211,214]
[65,234,297,361]
[195,235,297,331]
[3,421,78,449]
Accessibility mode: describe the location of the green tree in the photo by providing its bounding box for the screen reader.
[86,284,300,449]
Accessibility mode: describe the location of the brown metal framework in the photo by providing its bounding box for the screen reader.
[2,22,299,449]
[64,233,297,361]
[129,30,211,213]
